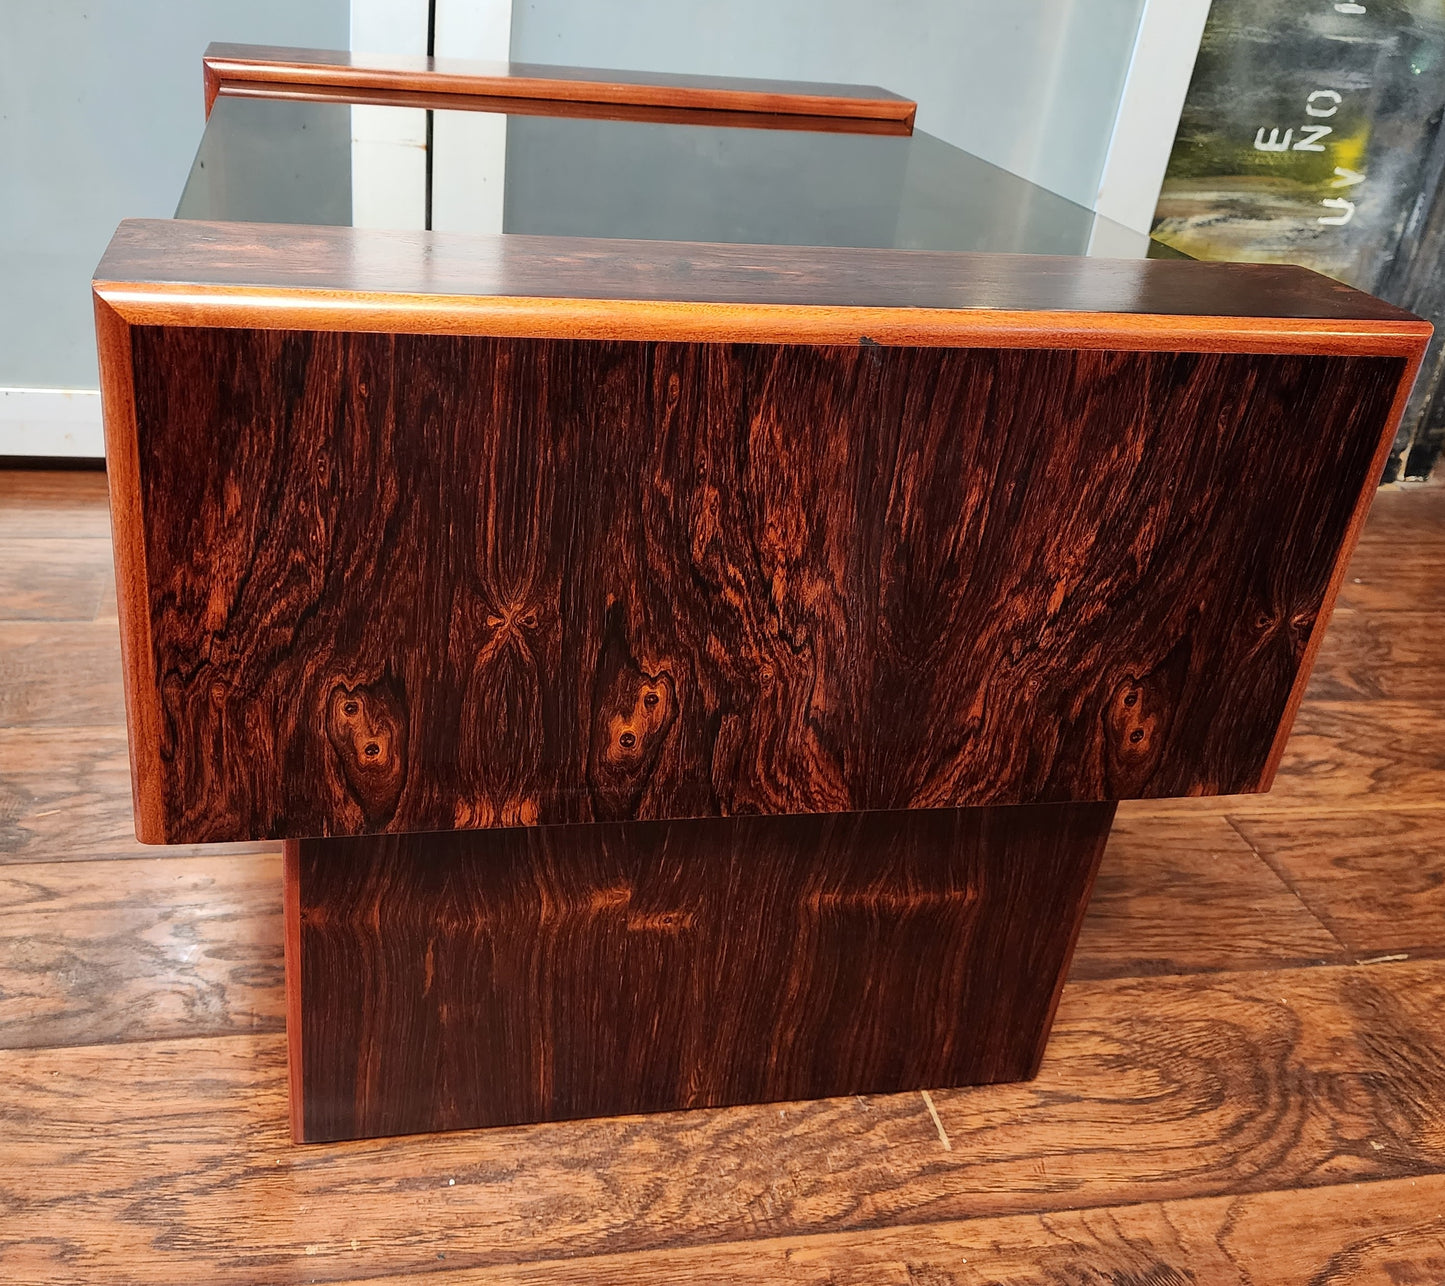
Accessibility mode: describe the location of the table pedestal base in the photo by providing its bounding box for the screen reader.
[284,802,1114,1142]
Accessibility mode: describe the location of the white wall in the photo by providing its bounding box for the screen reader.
[508,0,1147,213]
[0,0,348,395]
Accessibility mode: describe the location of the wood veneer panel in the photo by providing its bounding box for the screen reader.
[123,325,1402,841]
[289,804,1112,1140]
[201,42,916,133]
[97,294,166,839]
[214,81,914,136]
[7,472,1445,1271]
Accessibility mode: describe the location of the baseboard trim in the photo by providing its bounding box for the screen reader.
[0,387,104,458]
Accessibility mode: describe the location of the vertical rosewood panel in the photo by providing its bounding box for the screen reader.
[289,802,1114,1141]
[127,329,1404,843]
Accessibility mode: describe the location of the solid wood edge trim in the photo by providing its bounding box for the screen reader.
[200,49,917,131]
[1257,338,1433,789]
[93,293,167,845]
[283,839,306,1144]
[90,282,1434,356]
[203,57,222,117]
[210,81,915,137]
[1024,802,1116,1077]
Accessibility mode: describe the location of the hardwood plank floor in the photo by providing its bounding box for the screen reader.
[1307,609,1445,701]
[0,469,110,539]
[0,538,113,622]
[1,470,1443,1285]
[4,960,1442,1284]
[1234,808,1445,959]
[1126,697,1445,817]
[0,621,125,726]
[0,725,280,863]
[331,1174,1445,1285]
[1071,813,1343,978]
[1338,547,1445,612]
[0,852,284,1048]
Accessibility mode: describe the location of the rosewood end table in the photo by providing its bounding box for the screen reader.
[93,45,1430,1142]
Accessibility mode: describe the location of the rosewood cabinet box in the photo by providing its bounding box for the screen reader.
[94,45,1429,1142]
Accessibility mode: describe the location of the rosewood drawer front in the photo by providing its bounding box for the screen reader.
[124,327,1398,843]
[97,225,1425,846]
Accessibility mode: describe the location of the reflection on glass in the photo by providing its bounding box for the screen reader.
[179,95,1171,259]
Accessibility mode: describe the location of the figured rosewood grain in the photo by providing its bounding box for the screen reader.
[289,803,1113,1140]
[201,43,916,134]
[124,327,1402,842]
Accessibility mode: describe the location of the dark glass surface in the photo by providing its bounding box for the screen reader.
[178,94,1180,259]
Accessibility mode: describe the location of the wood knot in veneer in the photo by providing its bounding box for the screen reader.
[1102,636,1192,796]
[325,679,408,826]
[587,604,678,821]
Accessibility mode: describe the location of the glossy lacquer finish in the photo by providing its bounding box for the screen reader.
[288,802,1114,1141]
[125,326,1401,843]
[174,96,1154,258]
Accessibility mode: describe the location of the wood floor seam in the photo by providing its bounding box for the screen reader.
[1221,813,1354,959]
[0,849,283,876]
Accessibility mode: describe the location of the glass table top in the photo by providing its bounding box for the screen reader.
[178,95,1182,260]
